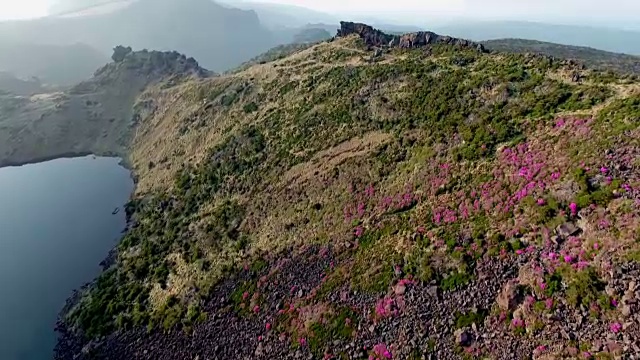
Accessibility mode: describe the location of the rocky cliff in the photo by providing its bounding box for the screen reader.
[0,47,210,168]
[337,21,486,52]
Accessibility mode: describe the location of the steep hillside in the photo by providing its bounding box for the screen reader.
[56,23,640,359]
[0,0,275,72]
[484,39,640,76]
[0,47,210,168]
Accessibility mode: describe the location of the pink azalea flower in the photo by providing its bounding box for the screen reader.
[545,298,554,309]
[600,167,609,174]
[511,318,524,328]
[564,255,574,263]
[539,282,547,291]
[548,252,558,261]
[253,305,260,314]
[242,292,250,301]
[537,198,546,206]
[610,322,622,333]
[266,323,271,331]
[611,298,618,308]
[574,261,590,270]
[593,243,599,250]
[516,249,524,255]
[354,226,364,237]
[569,202,578,216]
[498,311,507,322]
[299,338,307,347]
[373,343,392,359]
[365,184,375,197]
[525,296,535,306]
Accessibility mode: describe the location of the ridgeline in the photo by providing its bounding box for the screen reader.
[47,22,640,359]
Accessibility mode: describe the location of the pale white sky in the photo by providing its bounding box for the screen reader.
[0,0,49,20]
[1,0,639,25]
[252,0,640,24]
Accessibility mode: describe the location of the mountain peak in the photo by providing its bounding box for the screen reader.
[337,21,486,52]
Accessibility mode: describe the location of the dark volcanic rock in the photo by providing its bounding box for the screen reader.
[336,21,487,52]
[336,22,395,47]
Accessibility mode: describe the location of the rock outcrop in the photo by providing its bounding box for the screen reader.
[336,21,486,52]
[336,22,395,47]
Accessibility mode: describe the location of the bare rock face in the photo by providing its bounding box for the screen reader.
[336,21,486,52]
[336,22,395,47]
[397,32,484,50]
[556,222,581,239]
[497,281,521,311]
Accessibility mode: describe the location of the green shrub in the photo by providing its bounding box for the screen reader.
[243,102,258,113]
[307,307,358,356]
[440,270,473,291]
[565,268,605,308]
[454,309,488,329]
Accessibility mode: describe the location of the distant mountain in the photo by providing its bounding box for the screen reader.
[0,41,108,86]
[432,20,640,55]
[292,26,332,44]
[216,0,338,29]
[483,38,640,75]
[0,0,276,72]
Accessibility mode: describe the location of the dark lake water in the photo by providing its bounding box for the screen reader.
[0,156,133,360]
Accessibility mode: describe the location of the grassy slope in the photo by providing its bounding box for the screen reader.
[65,35,640,357]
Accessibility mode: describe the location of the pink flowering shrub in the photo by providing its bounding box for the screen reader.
[610,322,622,333]
[374,297,398,319]
[370,343,392,359]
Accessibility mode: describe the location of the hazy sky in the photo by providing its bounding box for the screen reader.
[1,0,639,26]
[0,0,49,20]
[253,0,640,24]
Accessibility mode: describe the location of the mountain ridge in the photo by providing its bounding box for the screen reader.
[483,38,640,75]
[0,0,275,73]
[432,20,640,56]
[337,21,486,52]
[46,22,640,360]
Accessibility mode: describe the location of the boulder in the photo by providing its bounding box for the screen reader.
[556,222,581,238]
[497,282,521,311]
[454,329,471,346]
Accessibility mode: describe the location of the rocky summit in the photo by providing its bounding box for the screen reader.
[50,24,640,360]
[337,21,486,52]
